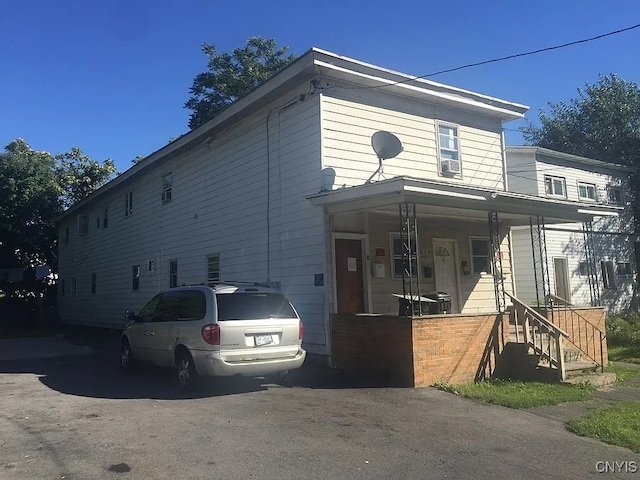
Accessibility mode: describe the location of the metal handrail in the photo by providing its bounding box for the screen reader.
[506,293,569,337]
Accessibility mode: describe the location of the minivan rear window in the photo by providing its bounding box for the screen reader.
[216,293,297,321]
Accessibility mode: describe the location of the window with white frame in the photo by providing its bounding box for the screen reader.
[207,254,220,283]
[77,214,89,236]
[161,173,173,203]
[437,124,461,175]
[132,265,140,291]
[601,260,616,289]
[617,262,632,276]
[608,186,623,205]
[544,176,566,197]
[91,273,97,294]
[577,182,597,201]
[125,192,133,217]
[169,260,178,288]
[390,233,418,278]
[470,237,491,274]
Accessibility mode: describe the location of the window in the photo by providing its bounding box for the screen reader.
[617,262,632,276]
[169,260,178,288]
[77,214,89,236]
[544,175,566,197]
[470,237,491,274]
[125,192,133,217]
[207,254,220,283]
[132,265,140,291]
[577,182,597,201]
[438,124,461,175]
[103,205,109,228]
[148,259,155,273]
[161,173,173,203]
[608,186,623,205]
[95,218,101,230]
[71,277,77,297]
[61,279,65,296]
[216,293,296,321]
[91,273,97,294]
[390,233,418,278]
[63,228,69,245]
[163,290,207,321]
[578,261,589,276]
[601,260,616,289]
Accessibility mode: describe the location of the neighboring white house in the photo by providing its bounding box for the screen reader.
[506,146,636,312]
[56,48,621,358]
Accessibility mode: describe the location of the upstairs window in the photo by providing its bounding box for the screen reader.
[470,237,491,274]
[207,254,220,283]
[437,124,461,175]
[162,173,173,203]
[544,175,566,197]
[77,215,89,236]
[578,261,589,276]
[577,182,597,201]
[617,262,632,276]
[607,186,623,205]
[103,205,109,228]
[125,192,133,217]
[91,273,97,294]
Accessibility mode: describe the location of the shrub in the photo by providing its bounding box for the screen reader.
[606,312,640,346]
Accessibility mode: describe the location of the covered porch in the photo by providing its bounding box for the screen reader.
[308,176,617,385]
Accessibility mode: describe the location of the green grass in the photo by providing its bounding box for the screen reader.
[435,380,595,409]
[566,403,640,453]
[608,344,640,364]
[604,362,640,383]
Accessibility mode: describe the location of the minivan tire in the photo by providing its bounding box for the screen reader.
[120,338,135,372]
[176,350,199,389]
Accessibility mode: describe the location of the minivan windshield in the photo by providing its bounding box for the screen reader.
[216,293,297,320]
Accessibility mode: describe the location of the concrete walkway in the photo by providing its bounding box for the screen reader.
[527,362,640,423]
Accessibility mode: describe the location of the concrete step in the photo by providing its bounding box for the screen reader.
[565,360,598,375]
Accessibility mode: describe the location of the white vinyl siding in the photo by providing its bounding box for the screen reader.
[321,87,505,190]
[56,89,327,349]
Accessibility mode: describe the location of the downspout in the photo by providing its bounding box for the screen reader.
[500,128,508,192]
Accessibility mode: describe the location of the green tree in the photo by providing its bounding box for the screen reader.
[185,37,297,129]
[55,147,117,209]
[0,139,61,268]
[522,74,640,225]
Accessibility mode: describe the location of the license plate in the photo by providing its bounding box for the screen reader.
[255,334,273,346]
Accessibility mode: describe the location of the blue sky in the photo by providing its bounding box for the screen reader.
[2,0,639,172]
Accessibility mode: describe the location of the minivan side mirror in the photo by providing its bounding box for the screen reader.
[125,310,138,322]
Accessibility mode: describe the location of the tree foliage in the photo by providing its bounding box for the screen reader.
[0,139,116,268]
[185,37,297,130]
[522,74,640,226]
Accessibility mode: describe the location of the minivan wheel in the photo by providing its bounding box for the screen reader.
[176,351,199,389]
[120,338,134,372]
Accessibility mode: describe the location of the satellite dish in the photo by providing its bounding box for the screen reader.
[366,131,403,184]
[371,131,403,161]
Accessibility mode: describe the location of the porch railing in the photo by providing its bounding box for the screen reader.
[506,292,568,381]
[549,294,606,373]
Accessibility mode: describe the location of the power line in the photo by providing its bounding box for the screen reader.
[337,23,640,91]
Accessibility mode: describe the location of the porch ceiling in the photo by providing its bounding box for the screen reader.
[307,177,622,226]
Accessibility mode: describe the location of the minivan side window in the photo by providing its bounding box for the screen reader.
[161,290,207,322]
[139,294,163,321]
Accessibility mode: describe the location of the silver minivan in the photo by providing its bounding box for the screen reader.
[120,283,306,388]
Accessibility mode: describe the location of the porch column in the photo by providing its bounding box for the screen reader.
[582,221,601,306]
[529,216,551,309]
[399,202,421,316]
[488,211,506,312]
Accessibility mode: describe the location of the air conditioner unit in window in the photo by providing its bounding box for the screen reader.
[441,159,461,174]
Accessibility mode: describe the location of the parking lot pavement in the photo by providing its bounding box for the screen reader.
[1,341,639,480]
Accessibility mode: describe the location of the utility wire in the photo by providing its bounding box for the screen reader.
[337,23,640,91]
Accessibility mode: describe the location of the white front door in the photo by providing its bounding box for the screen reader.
[433,239,459,313]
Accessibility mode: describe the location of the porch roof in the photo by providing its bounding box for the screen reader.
[306,177,622,225]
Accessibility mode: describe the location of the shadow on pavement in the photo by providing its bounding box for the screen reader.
[0,326,398,400]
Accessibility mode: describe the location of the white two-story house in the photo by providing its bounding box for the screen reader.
[507,146,636,312]
[57,49,620,362]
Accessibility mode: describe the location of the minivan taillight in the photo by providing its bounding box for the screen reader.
[298,320,304,341]
[201,324,220,345]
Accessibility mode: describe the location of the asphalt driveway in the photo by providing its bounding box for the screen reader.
[0,335,639,479]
